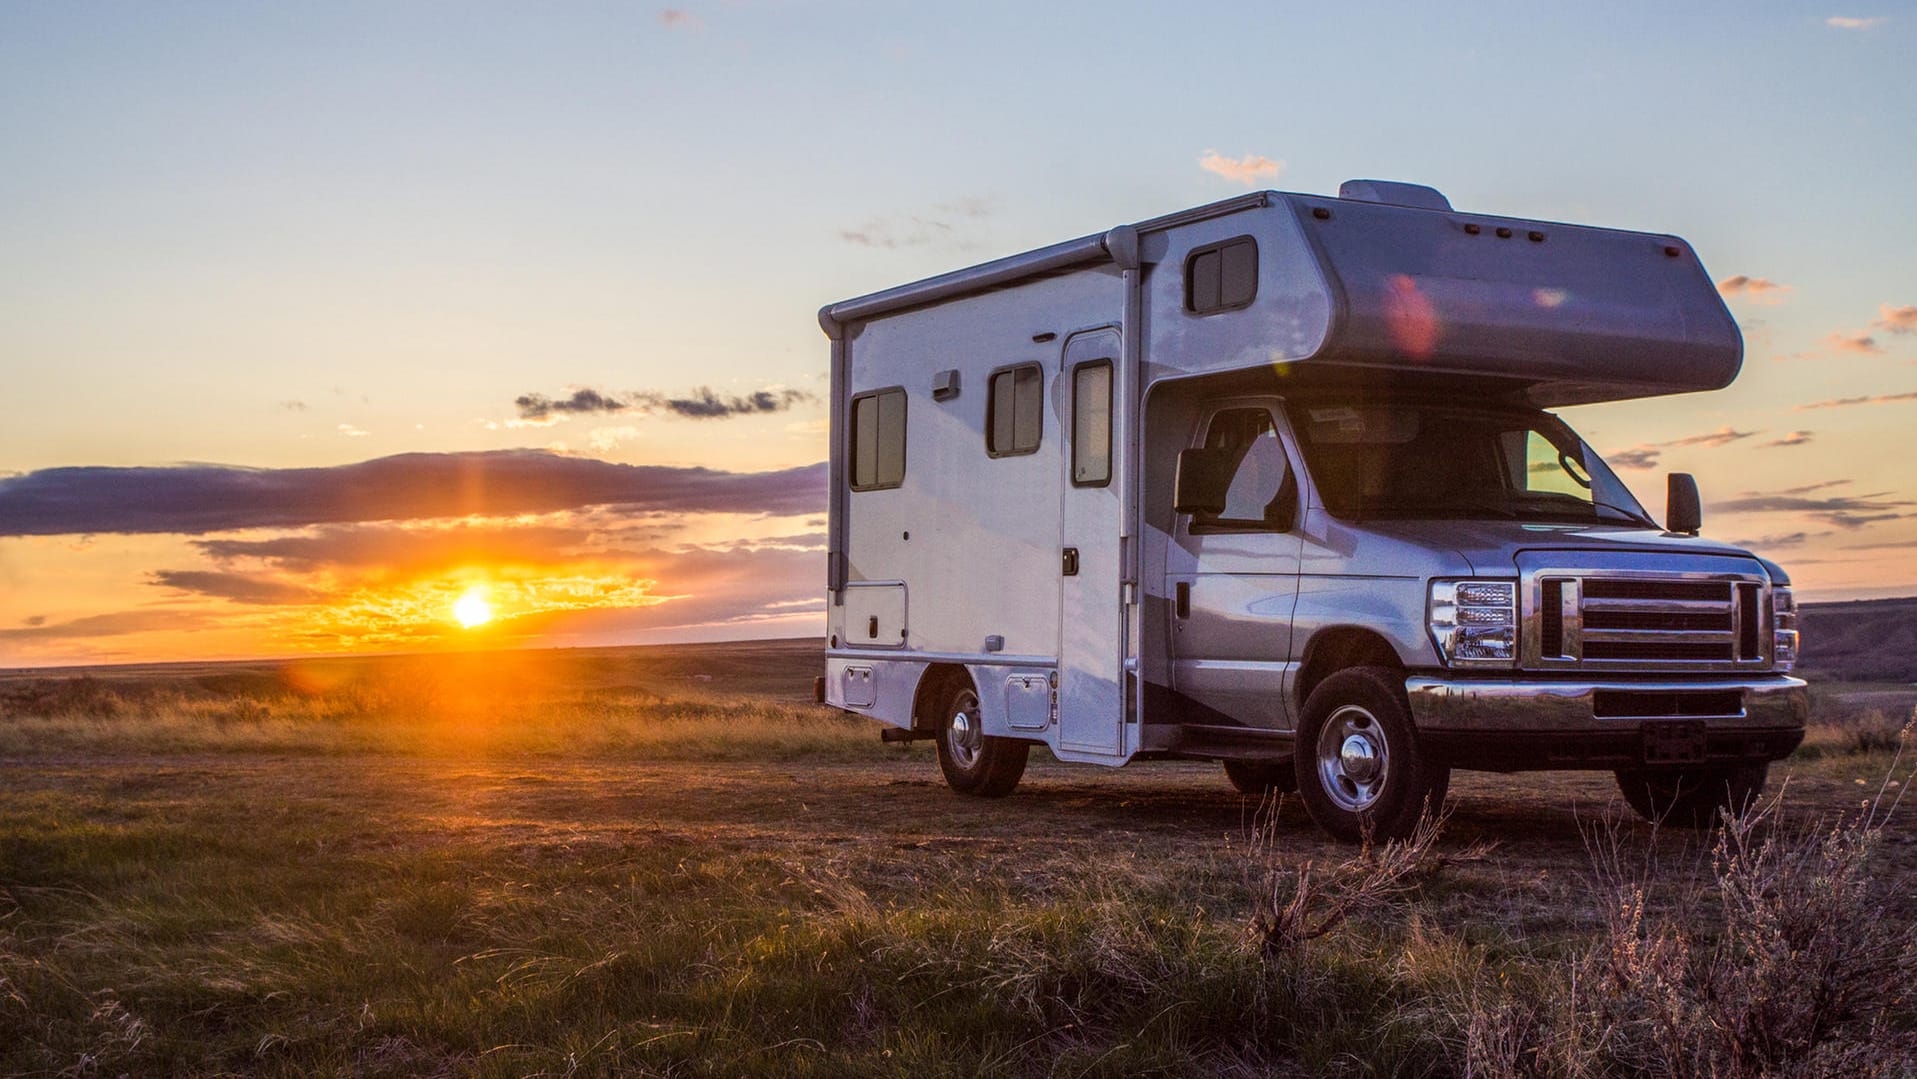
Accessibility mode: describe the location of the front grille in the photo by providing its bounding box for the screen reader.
[1529,573,1767,670]
[1584,641,1733,661]
[1541,579,1563,656]
[1582,579,1725,602]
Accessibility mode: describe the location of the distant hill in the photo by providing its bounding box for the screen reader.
[1798,597,1917,683]
[0,638,829,701]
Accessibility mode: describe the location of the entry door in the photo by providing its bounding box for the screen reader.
[1057,328,1126,757]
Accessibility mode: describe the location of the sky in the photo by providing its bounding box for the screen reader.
[1,1,1913,667]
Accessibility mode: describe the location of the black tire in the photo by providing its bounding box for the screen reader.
[1615,762,1768,829]
[1293,666,1449,843]
[1223,759,1298,796]
[934,677,1029,797]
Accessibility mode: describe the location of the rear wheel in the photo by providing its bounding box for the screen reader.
[934,678,1029,797]
[1293,667,1448,843]
[1615,762,1768,829]
[1223,759,1297,796]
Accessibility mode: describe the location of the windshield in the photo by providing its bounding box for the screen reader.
[1285,402,1655,526]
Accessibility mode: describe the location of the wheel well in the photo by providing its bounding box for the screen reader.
[911,663,972,730]
[1295,628,1403,709]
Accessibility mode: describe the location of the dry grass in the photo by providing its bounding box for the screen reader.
[1,645,1914,1075]
[0,643,882,761]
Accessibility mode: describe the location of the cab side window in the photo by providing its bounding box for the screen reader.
[1512,428,1594,504]
[1194,408,1295,531]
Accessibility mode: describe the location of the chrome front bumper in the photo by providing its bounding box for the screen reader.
[1405,674,1809,733]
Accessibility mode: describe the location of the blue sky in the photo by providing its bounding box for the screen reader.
[1,2,1913,663]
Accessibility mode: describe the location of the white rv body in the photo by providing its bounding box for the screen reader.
[818,182,1804,835]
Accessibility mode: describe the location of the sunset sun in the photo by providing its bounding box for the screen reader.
[452,588,493,629]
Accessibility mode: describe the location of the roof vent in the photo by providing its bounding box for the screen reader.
[1338,180,1452,211]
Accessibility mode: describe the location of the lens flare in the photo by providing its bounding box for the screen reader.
[453,587,493,629]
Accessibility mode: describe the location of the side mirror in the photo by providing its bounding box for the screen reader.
[1667,473,1701,535]
[1175,447,1233,516]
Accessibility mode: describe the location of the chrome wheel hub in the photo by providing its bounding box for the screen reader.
[1339,735,1380,782]
[948,693,982,770]
[1317,705,1390,812]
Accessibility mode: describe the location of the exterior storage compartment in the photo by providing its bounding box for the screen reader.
[842,582,906,648]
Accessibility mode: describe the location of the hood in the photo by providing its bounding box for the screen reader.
[1350,518,1761,576]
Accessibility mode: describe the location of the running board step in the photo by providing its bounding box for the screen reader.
[1139,722,1294,760]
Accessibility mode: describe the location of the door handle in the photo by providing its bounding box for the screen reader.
[1061,547,1079,576]
[1175,581,1190,619]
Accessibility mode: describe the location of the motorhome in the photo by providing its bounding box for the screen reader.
[817,180,1806,842]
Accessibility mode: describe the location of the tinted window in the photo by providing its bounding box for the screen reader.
[849,388,906,490]
[1196,408,1292,530]
[1287,402,1654,526]
[1071,361,1112,487]
[987,364,1042,457]
[1185,236,1258,314]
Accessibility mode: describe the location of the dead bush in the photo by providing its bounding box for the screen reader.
[1245,802,1490,963]
[1588,792,1917,1077]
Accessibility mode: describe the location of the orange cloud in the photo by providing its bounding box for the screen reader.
[1199,150,1284,187]
[1824,331,1883,354]
[1607,445,1663,470]
[1796,390,1917,410]
[1664,426,1759,448]
[1,515,831,659]
[1826,15,1887,29]
[1606,425,1761,468]
[1872,304,1917,335]
[1716,275,1792,304]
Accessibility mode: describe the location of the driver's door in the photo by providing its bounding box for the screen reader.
[1166,401,1305,731]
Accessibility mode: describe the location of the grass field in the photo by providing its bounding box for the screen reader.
[2,640,1914,1076]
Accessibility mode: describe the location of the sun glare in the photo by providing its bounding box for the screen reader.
[453,588,493,629]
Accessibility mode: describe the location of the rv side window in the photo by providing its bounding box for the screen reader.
[987,364,1043,457]
[1070,360,1112,487]
[849,388,906,490]
[1185,236,1258,315]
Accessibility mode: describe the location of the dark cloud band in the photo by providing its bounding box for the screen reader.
[515,386,814,421]
[0,452,826,537]
[515,389,628,419]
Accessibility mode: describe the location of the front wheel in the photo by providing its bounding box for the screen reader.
[1615,762,1768,829]
[1293,667,1448,843]
[934,678,1029,797]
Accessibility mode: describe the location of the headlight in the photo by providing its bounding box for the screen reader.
[1430,579,1518,667]
[1773,586,1797,672]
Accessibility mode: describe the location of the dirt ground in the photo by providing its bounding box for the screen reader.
[10,749,1912,918]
